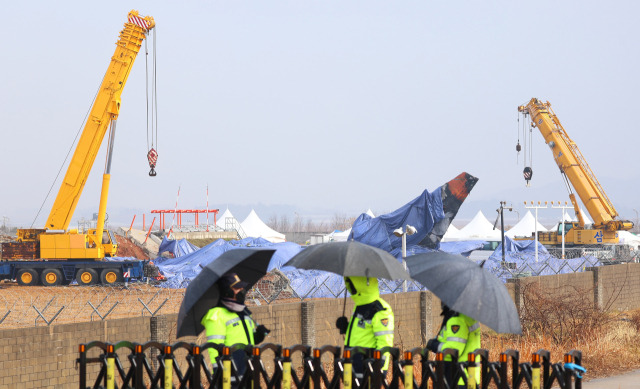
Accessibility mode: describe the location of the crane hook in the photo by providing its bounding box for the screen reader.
[523,166,532,187]
[147,148,158,177]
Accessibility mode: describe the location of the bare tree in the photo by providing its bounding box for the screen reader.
[266,215,278,230]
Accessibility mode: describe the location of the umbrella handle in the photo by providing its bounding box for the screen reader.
[341,288,348,340]
[342,288,347,317]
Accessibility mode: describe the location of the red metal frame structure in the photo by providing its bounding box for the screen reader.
[151,209,219,230]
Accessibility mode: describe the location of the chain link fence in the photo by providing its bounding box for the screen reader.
[1,246,637,329]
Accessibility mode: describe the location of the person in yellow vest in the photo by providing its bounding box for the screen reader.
[202,273,270,376]
[335,276,394,379]
[427,303,481,389]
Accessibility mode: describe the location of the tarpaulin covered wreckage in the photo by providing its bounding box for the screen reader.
[153,173,490,296]
[146,171,606,297]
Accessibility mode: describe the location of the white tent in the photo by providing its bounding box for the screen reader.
[618,231,640,249]
[441,223,462,241]
[457,211,502,241]
[216,208,239,229]
[580,208,593,225]
[241,209,286,243]
[549,211,577,231]
[506,211,548,238]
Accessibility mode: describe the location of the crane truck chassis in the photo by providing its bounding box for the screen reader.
[0,11,159,286]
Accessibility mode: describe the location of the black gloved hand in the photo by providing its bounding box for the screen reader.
[336,316,349,334]
[426,338,440,353]
[254,324,271,344]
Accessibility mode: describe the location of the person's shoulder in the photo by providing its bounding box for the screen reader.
[202,306,231,322]
[459,313,477,326]
[376,298,393,314]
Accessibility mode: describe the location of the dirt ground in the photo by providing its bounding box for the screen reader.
[115,234,150,259]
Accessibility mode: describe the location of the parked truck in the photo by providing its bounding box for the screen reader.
[0,11,158,286]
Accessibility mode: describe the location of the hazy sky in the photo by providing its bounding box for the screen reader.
[1,1,639,228]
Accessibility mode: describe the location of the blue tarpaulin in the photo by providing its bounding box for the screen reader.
[349,189,444,255]
[157,237,200,260]
[156,238,303,288]
[483,236,602,282]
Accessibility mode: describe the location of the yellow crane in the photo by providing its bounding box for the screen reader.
[517,98,633,246]
[1,11,157,286]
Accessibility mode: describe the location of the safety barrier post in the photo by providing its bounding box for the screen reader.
[163,345,173,389]
[311,349,322,389]
[435,352,445,389]
[222,346,232,389]
[504,349,520,389]
[385,347,401,389]
[106,344,115,389]
[531,352,541,389]
[371,350,383,389]
[403,351,414,389]
[499,353,509,389]
[466,352,476,389]
[134,344,145,389]
[343,349,352,389]
[282,348,293,389]
[475,349,490,388]
[536,349,551,389]
[563,353,574,389]
[251,346,262,389]
[190,345,202,389]
[78,344,87,389]
[569,350,583,389]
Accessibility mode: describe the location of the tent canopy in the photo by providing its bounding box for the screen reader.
[506,211,548,238]
[458,211,502,241]
[216,208,239,229]
[241,209,286,243]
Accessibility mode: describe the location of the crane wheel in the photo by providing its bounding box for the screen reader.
[100,269,123,285]
[17,269,39,286]
[76,269,98,286]
[41,268,63,287]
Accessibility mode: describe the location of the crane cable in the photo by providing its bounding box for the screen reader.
[30,85,101,228]
[145,28,159,176]
[519,109,533,186]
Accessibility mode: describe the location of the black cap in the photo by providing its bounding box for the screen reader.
[219,273,248,290]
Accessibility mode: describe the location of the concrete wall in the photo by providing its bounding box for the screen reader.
[3,263,640,388]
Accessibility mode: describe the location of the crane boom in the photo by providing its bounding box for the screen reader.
[518,98,633,245]
[45,11,155,231]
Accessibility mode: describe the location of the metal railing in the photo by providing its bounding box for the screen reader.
[77,341,584,389]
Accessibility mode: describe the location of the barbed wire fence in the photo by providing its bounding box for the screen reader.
[0,247,637,329]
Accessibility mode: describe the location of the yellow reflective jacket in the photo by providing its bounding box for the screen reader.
[436,312,481,384]
[201,306,256,363]
[344,276,394,371]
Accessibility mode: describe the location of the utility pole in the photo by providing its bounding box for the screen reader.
[525,201,548,262]
[493,201,513,264]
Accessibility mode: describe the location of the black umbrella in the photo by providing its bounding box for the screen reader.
[176,248,276,338]
[406,252,522,334]
[284,241,411,280]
